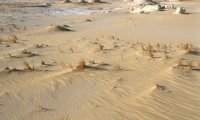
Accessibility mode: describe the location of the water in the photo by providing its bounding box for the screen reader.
[48,8,101,15]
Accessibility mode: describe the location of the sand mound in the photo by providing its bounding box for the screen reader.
[45,25,71,32]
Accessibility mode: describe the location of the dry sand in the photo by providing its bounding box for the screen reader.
[0,0,200,120]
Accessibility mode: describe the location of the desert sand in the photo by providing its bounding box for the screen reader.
[0,0,200,120]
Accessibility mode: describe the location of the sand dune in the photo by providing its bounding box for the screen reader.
[0,0,200,120]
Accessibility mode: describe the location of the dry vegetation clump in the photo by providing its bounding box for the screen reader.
[156,84,166,91]
[34,44,48,48]
[72,60,87,72]
[8,35,18,43]
[69,48,74,53]
[41,60,46,66]
[147,43,153,51]
[173,59,196,71]
[177,59,183,67]
[156,43,160,49]
[148,50,154,58]
[22,49,31,54]
[35,104,51,112]
[148,45,154,58]
[187,61,193,71]
[89,60,95,64]
[95,44,104,52]
[23,60,33,71]
[141,45,146,51]
[181,43,196,54]
[164,51,169,59]
[0,38,3,45]
[107,35,115,40]
[114,64,121,70]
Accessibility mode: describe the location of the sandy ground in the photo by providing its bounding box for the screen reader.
[0,0,200,120]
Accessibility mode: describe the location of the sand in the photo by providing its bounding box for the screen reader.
[0,0,200,120]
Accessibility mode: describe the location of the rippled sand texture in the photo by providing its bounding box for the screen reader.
[0,0,200,120]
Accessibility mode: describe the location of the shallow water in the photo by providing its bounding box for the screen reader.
[48,8,101,15]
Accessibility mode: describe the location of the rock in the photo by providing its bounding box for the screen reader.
[135,0,153,5]
[130,4,161,14]
[79,0,86,3]
[130,6,144,14]
[61,0,71,3]
[87,0,101,3]
[174,7,186,14]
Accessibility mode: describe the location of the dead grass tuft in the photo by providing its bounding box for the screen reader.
[89,60,95,64]
[0,38,3,44]
[114,64,121,70]
[148,50,154,58]
[73,60,86,72]
[41,60,46,66]
[69,48,74,53]
[156,43,160,48]
[141,45,146,51]
[23,60,33,70]
[22,49,31,54]
[8,35,18,43]
[177,59,183,67]
[187,61,193,71]
[95,44,104,52]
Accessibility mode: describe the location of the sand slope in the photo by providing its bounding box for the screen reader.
[0,0,200,120]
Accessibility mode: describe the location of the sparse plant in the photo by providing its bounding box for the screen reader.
[95,44,104,52]
[156,43,160,49]
[69,48,74,53]
[177,59,183,67]
[185,47,193,54]
[0,38,3,44]
[23,60,33,70]
[73,60,86,72]
[41,60,46,66]
[89,60,95,64]
[8,35,18,43]
[141,45,146,51]
[164,51,169,59]
[22,49,31,54]
[163,44,167,49]
[147,43,153,51]
[114,64,121,70]
[187,61,193,71]
[148,49,154,58]
[182,43,189,50]
[4,67,10,71]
